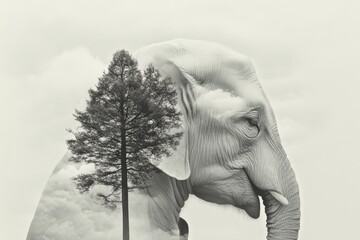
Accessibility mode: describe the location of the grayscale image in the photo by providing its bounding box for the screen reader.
[1,1,359,240]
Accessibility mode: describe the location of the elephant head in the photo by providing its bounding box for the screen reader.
[135,39,300,240]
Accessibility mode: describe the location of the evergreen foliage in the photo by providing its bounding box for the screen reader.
[67,50,182,240]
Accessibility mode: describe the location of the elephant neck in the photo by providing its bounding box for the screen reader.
[145,171,192,234]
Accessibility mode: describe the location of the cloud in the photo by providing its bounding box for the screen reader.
[27,155,156,240]
[196,88,247,118]
[26,156,122,240]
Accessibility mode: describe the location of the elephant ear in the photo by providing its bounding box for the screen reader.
[157,61,197,180]
[134,43,196,180]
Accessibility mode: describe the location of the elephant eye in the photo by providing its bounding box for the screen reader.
[244,117,260,138]
[245,117,258,127]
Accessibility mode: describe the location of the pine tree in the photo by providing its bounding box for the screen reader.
[67,50,182,240]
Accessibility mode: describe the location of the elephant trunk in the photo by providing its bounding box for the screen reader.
[262,161,300,240]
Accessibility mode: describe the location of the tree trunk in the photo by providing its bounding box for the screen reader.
[120,72,130,240]
[121,145,129,240]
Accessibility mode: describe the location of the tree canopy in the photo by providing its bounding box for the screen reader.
[67,50,183,208]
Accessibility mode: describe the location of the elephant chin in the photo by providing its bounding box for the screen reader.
[242,198,260,219]
[238,171,261,219]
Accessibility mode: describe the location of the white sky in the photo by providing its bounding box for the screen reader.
[1,0,360,239]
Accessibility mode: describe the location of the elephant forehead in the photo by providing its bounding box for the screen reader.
[135,39,255,80]
[176,53,257,87]
[134,39,269,110]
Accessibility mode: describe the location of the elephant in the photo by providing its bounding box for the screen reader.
[134,39,301,240]
[27,39,300,240]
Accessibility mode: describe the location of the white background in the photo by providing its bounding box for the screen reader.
[1,0,360,239]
